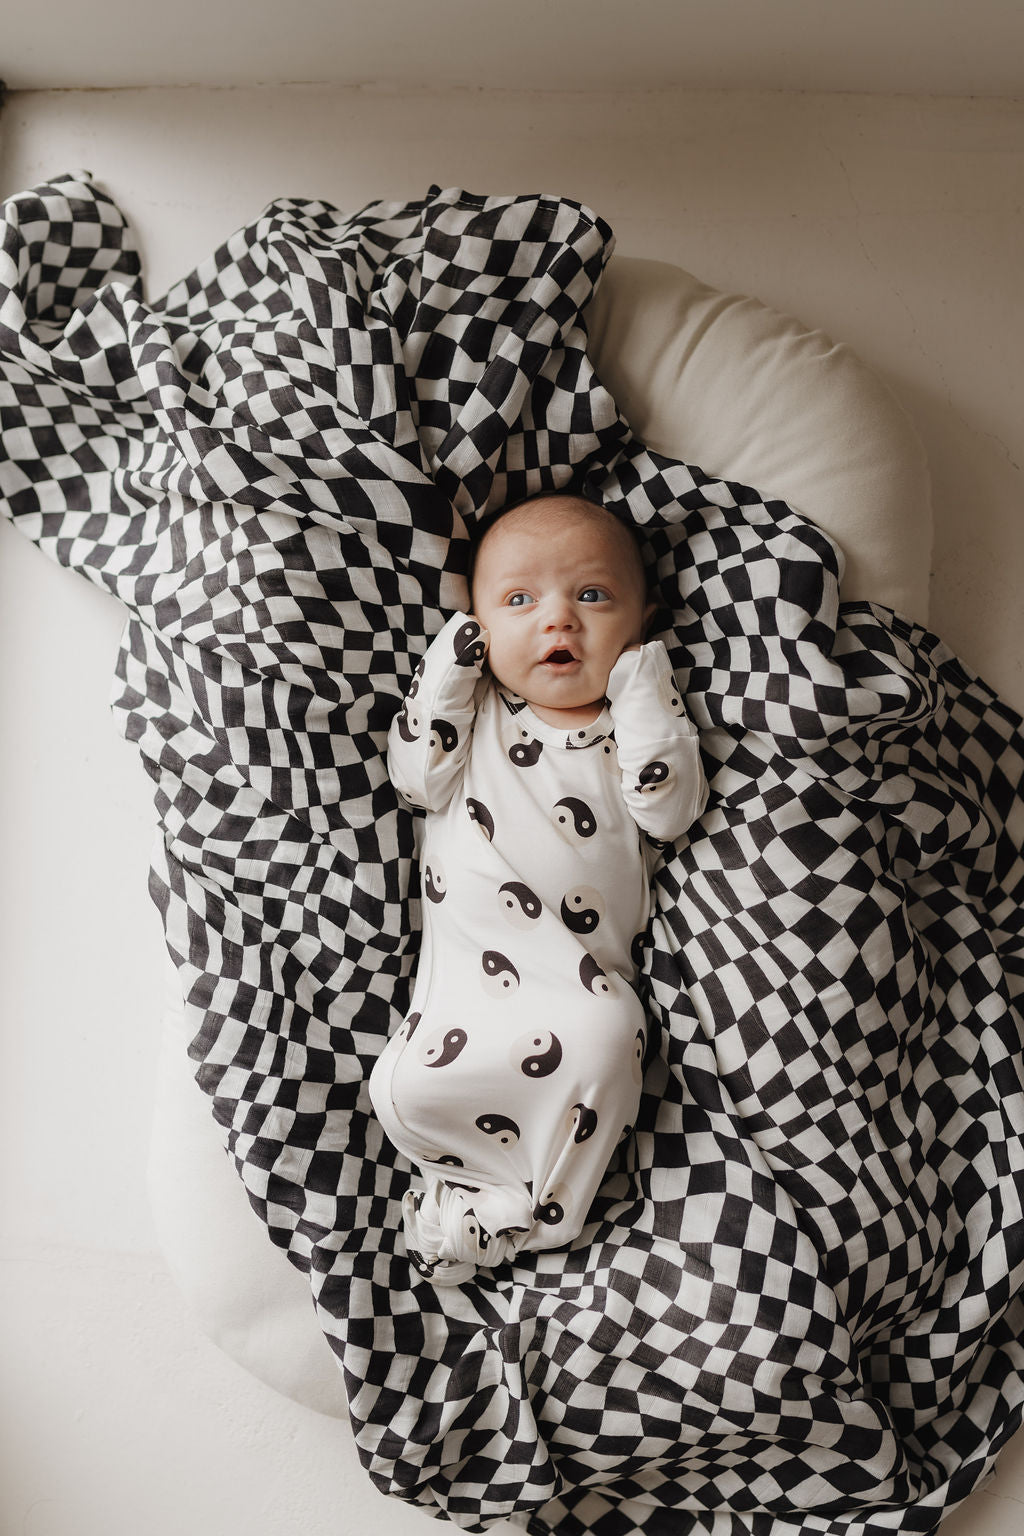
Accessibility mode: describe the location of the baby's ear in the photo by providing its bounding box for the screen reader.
[642,599,657,634]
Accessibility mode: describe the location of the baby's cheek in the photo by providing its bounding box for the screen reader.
[482,640,520,695]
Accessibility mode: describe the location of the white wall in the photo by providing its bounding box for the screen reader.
[1,85,1023,1536]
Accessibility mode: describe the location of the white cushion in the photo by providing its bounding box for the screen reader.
[589,257,932,620]
[147,255,933,1415]
[148,967,349,1416]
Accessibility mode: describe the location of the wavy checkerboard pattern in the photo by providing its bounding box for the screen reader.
[3,173,1023,1536]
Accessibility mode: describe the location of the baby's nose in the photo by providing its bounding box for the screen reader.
[544,595,578,628]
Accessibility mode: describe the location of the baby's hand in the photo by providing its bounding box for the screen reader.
[466,615,490,649]
[453,615,489,668]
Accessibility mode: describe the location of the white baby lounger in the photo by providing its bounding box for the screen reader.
[147,248,932,1414]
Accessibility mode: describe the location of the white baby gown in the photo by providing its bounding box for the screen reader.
[369,612,707,1284]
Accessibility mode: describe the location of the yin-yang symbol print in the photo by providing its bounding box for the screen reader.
[658,667,686,716]
[429,718,459,753]
[462,1213,490,1251]
[399,1010,422,1043]
[423,864,446,903]
[637,760,670,793]
[632,1027,646,1086]
[561,885,605,935]
[509,731,543,767]
[533,1184,570,1226]
[552,796,597,843]
[498,880,541,929]
[444,1177,482,1196]
[453,620,486,667]
[579,953,611,996]
[466,797,495,841]
[476,1113,521,1147]
[395,701,424,742]
[495,1222,530,1239]
[481,950,520,997]
[568,1103,598,1143]
[515,1031,563,1078]
[438,1153,480,1195]
[419,1028,468,1068]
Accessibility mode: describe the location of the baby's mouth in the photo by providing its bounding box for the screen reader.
[541,647,579,668]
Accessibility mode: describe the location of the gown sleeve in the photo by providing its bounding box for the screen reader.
[387,612,490,813]
[604,640,709,840]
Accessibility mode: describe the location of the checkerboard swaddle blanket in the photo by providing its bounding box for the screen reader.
[2,172,1023,1536]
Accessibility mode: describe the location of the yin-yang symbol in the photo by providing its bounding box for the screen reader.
[630,930,650,969]
[399,1010,422,1042]
[533,1187,568,1226]
[476,1113,521,1146]
[568,1103,598,1143]
[552,797,597,842]
[444,1177,482,1195]
[453,620,487,667]
[579,953,612,996]
[463,1213,490,1251]
[408,1247,435,1277]
[498,880,542,928]
[395,702,424,742]
[481,950,520,996]
[466,798,495,841]
[438,1155,480,1194]
[509,732,543,768]
[658,668,685,716]
[560,886,605,935]
[517,1031,563,1078]
[632,1028,646,1085]
[420,1028,468,1068]
[423,865,446,903]
[637,760,670,793]
[566,726,602,750]
[429,718,459,753]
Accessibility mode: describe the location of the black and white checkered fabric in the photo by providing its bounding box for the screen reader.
[3,172,1023,1536]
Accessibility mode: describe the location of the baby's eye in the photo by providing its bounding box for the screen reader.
[579,587,611,603]
[507,592,535,607]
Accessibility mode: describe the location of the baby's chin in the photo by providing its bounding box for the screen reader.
[519,682,607,727]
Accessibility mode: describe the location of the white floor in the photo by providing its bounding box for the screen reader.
[1,82,1023,1536]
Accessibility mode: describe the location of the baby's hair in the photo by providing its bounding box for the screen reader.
[469,491,647,602]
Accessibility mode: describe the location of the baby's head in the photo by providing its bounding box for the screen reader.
[470,493,652,728]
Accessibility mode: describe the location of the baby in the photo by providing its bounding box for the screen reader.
[369,493,708,1284]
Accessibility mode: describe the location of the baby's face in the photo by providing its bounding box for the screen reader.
[471,510,650,727]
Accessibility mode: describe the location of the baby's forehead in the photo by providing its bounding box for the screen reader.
[486,508,623,565]
[507,517,613,557]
